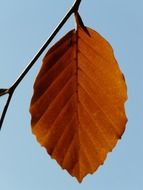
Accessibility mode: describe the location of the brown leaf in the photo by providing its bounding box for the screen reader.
[30,19,127,182]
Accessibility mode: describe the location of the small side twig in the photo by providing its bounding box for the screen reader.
[0,92,13,129]
[0,89,9,97]
[0,0,82,130]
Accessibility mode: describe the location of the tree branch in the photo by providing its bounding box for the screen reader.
[0,0,82,130]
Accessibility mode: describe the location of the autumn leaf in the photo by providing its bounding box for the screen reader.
[30,15,127,182]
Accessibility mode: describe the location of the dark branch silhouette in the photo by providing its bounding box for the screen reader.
[0,0,82,130]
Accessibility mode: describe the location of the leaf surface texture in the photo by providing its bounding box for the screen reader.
[30,21,127,182]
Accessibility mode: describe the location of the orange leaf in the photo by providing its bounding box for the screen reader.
[30,18,127,182]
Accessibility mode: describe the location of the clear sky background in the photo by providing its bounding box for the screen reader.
[0,0,143,189]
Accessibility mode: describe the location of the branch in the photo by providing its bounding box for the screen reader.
[0,0,82,130]
[73,0,82,12]
[0,89,9,97]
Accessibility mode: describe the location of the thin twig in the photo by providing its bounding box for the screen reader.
[0,0,82,130]
[0,93,13,129]
[0,89,9,97]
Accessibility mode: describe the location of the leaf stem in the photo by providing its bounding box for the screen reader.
[0,0,82,130]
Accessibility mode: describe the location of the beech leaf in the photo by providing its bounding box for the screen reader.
[30,16,127,182]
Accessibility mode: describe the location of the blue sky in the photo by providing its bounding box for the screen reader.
[0,0,143,189]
